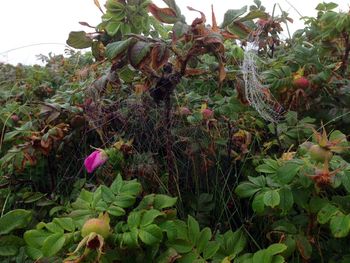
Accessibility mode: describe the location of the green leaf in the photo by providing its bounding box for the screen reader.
[252,249,271,263]
[120,181,142,196]
[177,251,197,263]
[110,174,123,194]
[167,239,193,253]
[154,195,177,210]
[101,185,116,203]
[128,41,152,67]
[341,171,350,193]
[263,190,280,208]
[127,211,142,228]
[106,20,121,36]
[141,209,163,227]
[105,0,124,12]
[252,192,265,214]
[114,195,136,208]
[239,10,267,22]
[159,220,177,241]
[224,229,247,258]
[25,246,43,260]
[222,6,248,27]
[271,255,285,263]
[248,176,266,187]
[53,218,75,232]
[266,243,287,255]
[196,227,211,254]
[317,203,339,224]
[0,235,24,256]
[107,205,126,217]
[24,230,51,248]
[330,214,350,238]
[172,21,189,39]
[0,209,32,235]
[66,31,92,49]
[276,162,301,184]
[203,241,220,259]
[105,38,135,60]
[122,230,139,247]
[187,216,200,244]
[235,182,261,198]
[139,224,163,245]
[255,164,276,174]
[41,233,66,257]
[44,222,64,234]
[278,187,294,213]
[227,21,251,38]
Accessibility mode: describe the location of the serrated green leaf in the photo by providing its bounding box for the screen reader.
[107,205,126,217]
[24,230,50,249]
[264,190,280,208]
[239,10,267,22]
[248,176,267,187]
[110,174,123,194]
[122,230,139,247]
[330,214,350,238]
[127,211,142,228]
[187,216,200,244]
[0,209,32,235]
[341,171,350,193]
[159,221,177,241]
[53,218,75,232]
[252,249,270,263]
[168,239,193,253]
[101,185,116,203]
[235,182,261,198]
[252,192,265,214]
[105,38,135,60]
[0,235,24,256]
[25,246,43,260]
[266,243,287,255]
[45,222,64,234]
[42,233,65,257]
[139,224,163,245]
[106,20,121,36]
[196,227,211,254]
[128,41,152,67]
[278,187,294,213]
[120,181,142,196]
[66,31,92,49]
[203,241,220,259]
[317,203,339,224]
[114,195,136,208]
[276,162,301,184]
[154,194,178,210]
[222,7,248,27]
[141,209,163,227]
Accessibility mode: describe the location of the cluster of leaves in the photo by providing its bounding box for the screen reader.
[235,128,350,261]
[0,0,350,262]
[1,175,287,262]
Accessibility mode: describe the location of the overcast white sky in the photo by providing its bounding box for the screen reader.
[0,0,348,65]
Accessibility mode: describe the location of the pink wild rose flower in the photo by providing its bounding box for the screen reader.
[84,150,108,173]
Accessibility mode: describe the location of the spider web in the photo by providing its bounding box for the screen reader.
[241,41,284,123]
